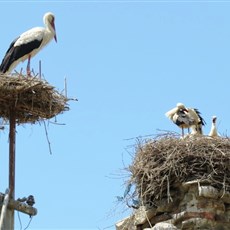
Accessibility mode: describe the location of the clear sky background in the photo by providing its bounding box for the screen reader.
[0,1,230,229]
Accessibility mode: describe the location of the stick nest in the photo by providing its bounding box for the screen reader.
[129,133,230,207]
[0,75,69,124]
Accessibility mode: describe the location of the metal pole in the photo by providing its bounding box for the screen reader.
[5,107,16,230]
[9,107,16,201]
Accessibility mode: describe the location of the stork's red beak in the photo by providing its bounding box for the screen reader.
[52,21,57,42]
[54,33,57,42]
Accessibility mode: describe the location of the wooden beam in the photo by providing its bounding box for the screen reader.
[9,199,37,216]
[0,193,37,217]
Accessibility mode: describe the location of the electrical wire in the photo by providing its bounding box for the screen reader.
[17,211,33,230]
[24,216,33,230]
[17,211,22,230]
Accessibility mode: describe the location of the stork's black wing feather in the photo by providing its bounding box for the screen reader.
[0,37,19,73]
[0,38,42,73]
[193,108,206,125]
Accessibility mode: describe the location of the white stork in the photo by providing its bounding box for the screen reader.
[165,103,206,137]
[208,116,219,137]
[165,103,193,137]
[0,12,57,76]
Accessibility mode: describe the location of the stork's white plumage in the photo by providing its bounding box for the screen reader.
[189,125,202,136]
[165,103,206,137]
[208,116,219,137]
[0,12,57,75]
[187,108,206,135]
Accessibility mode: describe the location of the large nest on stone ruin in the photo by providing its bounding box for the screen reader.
[129,133,230,208]
[0,74,69,124]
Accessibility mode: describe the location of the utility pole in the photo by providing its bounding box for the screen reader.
[4,107,16,230]
[0,73,69,229]
[0,107,37,230]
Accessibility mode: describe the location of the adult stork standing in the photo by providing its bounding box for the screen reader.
[208,116,219,137]
[165,103,193,137]
[0,12,57,76]
[165,103,206,137]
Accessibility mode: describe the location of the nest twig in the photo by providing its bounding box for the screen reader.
[0,74,69,124]
[129,133,230,207]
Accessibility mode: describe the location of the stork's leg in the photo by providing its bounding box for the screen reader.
[26,55,31,76]
[182,128,184,138]
[19,68,23,79]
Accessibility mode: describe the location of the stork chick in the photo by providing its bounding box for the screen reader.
[208,116,219,137]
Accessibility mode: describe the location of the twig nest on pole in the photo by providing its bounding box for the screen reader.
[129,133,230,208]
[0,74,69,123]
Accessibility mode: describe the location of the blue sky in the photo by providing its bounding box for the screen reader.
[0,1,230,229]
